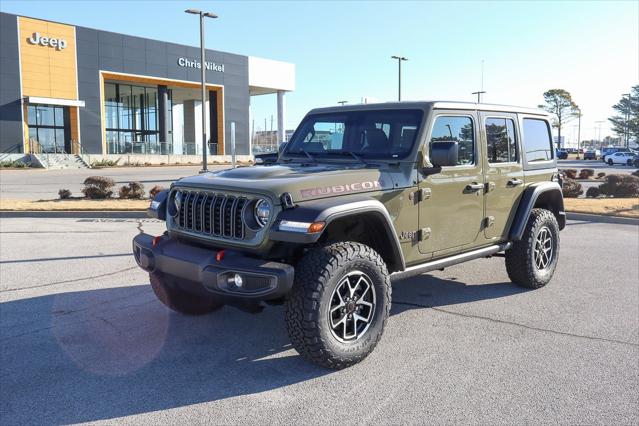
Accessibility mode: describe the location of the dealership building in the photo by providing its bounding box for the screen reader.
[0,12,295,161]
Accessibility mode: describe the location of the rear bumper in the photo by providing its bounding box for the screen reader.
[132,233,294,300]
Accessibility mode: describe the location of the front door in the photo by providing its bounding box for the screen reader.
[480,113,525,240]
[418,112,485,257]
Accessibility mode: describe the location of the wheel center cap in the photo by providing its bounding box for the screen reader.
[346,301,356,314]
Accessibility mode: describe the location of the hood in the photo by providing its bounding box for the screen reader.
[175,164,395,204]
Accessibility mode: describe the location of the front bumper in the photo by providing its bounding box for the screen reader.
[132,233,294,300]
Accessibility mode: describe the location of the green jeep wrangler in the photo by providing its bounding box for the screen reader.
[133,101,565,369]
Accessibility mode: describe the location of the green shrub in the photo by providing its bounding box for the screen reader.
[149,185,166,198]
[597,172,606,178]
[58,189,72,199]
[0,160,28,168]
[119,181,145,199]
[585,186,600,198]
[91,158,120,168]
[598,174,639,198]
[562,178,583,198]
[82,176,115,199]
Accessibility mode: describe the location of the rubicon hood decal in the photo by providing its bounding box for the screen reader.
[300,181,381,199]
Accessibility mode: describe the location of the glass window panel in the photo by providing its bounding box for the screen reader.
[37,128,56,152]
[486,118,512,163]
[38,106,55,126]
[506,119,518,162]
[55,128,65,151]
[54,107,64,127]
[28,105,37,125]
[28,127,38,141]
[430,116,475,165]
[523,119,553,162]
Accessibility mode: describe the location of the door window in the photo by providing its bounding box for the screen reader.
[485,118,518,163]
[430,116,475,165]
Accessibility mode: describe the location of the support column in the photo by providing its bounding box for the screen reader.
[158,85,169,151]
[277,90,286,145]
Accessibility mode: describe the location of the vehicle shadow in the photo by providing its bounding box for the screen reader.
[0,274,528,424]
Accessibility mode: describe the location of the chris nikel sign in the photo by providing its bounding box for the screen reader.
[177,57,224,72]
[27,32,67,50]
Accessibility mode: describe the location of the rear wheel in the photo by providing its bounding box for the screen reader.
[149,272,224,315]
[505,208,559,289]
[284,242,391,369]
[608,158,614,165]
[627,159,633,166]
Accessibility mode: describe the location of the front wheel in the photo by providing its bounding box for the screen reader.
[627,159,633,166]
[505,208,560,289]
[284,242,391,369]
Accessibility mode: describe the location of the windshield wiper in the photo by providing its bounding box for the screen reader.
[299,148,317,163]
[341,151,368,165]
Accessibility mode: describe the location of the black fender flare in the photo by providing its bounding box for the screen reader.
[509,182,565,241]
[269,196,405,271]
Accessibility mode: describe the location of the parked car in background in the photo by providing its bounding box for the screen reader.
[606,151,636,166]
[556,149,568,159]
[602,147,631,162]
[583,149,601,160]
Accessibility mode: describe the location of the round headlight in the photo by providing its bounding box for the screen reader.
[172,191,182,216]
[254,199,271,227]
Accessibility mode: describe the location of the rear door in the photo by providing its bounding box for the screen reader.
[480,113,525,240]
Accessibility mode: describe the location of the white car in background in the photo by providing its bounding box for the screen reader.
[606,151,636,166]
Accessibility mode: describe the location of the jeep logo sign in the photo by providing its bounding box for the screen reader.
[27,32,67,50]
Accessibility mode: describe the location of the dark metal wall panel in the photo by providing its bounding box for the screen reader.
[0,13,23,153]
[73,26,250,154]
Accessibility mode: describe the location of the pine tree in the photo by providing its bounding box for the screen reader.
[608,85,639,147]
[538,89,579,149]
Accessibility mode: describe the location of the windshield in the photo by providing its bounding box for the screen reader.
[284,109,423,160]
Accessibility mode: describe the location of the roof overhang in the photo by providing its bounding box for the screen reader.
[248,56,295,96]
[25,96,85,107]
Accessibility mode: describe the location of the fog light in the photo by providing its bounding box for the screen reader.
[229,273,243,288]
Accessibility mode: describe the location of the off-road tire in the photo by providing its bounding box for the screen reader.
[284,242,391,369]
[505,208,560,289]
[149,271,223,315]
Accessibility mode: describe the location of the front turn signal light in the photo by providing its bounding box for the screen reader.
[308,222,325,233]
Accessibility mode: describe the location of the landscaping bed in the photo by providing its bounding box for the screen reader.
[0,198,149,211]
[563,198,639,218]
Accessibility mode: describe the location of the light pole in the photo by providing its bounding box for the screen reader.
[185,8,218,172]
[337,100,348,106]
[391,55,407,101]
[595,120,605,146]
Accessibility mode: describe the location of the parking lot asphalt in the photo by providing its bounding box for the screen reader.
[1,217,638,424]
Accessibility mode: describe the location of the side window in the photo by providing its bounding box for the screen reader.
[523,118,553,162]
[430,116,474,165]
[485,118,518,163]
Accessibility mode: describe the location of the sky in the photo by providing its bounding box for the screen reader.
[2,0,637,143]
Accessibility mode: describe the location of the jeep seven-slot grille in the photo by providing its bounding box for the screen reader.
[175,191,248,240]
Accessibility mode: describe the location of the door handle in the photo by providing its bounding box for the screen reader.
[465,183,484,192]
[507,179,524,187]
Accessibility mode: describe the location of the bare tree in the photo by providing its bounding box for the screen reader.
[538,89,579,149]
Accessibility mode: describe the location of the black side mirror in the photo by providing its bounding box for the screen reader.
[430,141,458,167]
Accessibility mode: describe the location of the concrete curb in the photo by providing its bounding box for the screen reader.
[0,210,148,219]
[566,212,639,225]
